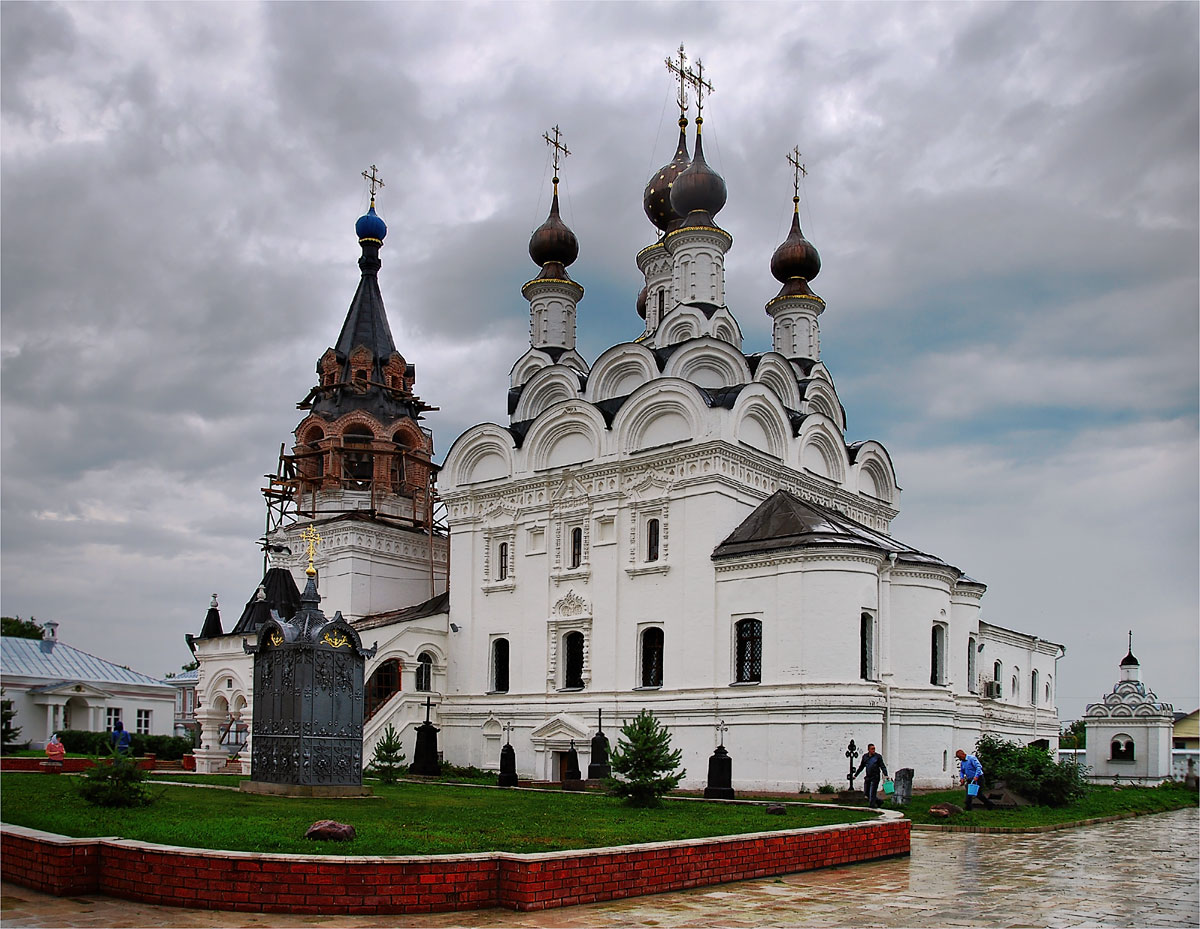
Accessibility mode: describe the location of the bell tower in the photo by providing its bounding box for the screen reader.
[262,167,448,618]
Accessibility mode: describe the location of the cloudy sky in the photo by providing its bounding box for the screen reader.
[2,2,1196,721]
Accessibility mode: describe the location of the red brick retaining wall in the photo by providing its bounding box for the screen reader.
[0,756,156,773]
[2,817,909,914]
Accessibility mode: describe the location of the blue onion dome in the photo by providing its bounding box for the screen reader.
[770,199,821,289]
[643,117,691,233]
[355,200,387,244]
[669,118,727,220]
[528,182,579,269]
[636,284,648,319]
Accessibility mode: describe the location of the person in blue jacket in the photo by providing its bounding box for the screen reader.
[110,719,132,754]
[955,748,995,810]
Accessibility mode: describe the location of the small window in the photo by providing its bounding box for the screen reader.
[492,638,510,694]
[657,289,665,317]
[1031,669,1039,706]
[416,652,434,693]
[563,631,585,689]
[641,627,664,687]
[1011,673,1020,701]
[734,618,762,683]
[497,542,509,580]
[646,518,660,563]
[860,613,874,680]
[967,636,978,694]
[106,708,122,730]
[930,625,946,685]
[136,709,151,735]
[1111,738,1135,761]
[993,660,1003,692]
[569,527,583,569]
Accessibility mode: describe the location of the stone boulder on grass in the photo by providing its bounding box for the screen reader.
[306,820,356,841]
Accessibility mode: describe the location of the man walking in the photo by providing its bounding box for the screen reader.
[854,743,888,807]
[955,748,995,810]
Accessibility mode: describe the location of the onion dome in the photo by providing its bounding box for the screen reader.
[636,284,648,319]
[669,118,727,220]
[643,118,691,232]
[770,198,822,287]
[528,180,579,270]
[1120,649,1140,668]
[355,200,387,244]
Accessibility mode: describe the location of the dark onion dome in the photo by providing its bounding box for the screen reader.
[1120,649,1140,667]
[355,200,387,244]
[529,181,579,268]
[770,199,821,286]
[669,117,727,219]
[636,284,648,319]
[643,117,691,232]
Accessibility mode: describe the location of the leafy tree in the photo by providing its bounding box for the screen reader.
[1060,719,1087,749]
[1,689,22,752]
[368,725,407,784]
[164,660,199,679]
[76,745,153,807]
[975,733,1088,807]
[2,616,44,639]
[607,709,686,807]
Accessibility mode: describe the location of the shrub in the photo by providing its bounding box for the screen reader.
[54,730,193,760]
[817,783,837,794]
[974,733,1088,807]
[367,725,407,784]
[607,709,685,808]
[76,747,154,807]
[1,689,22,753]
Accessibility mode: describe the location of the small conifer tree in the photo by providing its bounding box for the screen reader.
[1,689,21,753]
[76,745,153,807]
[369,724,407,784]
[607,709,685,807]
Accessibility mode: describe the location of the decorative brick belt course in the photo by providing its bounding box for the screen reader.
[1,815,910,915]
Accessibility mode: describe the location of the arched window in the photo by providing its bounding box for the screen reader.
[569,527,583,569]
[734,619,762,683]
[365,658,401,719]
[641,627,664,687]
[342,424,375,489]
[993,660,1003,697]
[1011,670,1020,702]
[497,542,509,581]
[1045,679,1052,705]
[415,652,433,693]
[646,518,660,563]
[563,631,585,689]
[657,289,665,317]
[967,636,978,693]
[1031,669,1039,706]
[491,639,509,693]
[860,613,874,680]
[1111,738,1135,761]
[930,625,947,685]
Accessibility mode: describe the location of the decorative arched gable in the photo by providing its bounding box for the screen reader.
[752,353,803,411]
[443,425,516,489]
[849,441,899,504]
[614,380,706,455]
[523,404,606,472]
[509,348,554,390]
[662,338,751,390]
[513,367,583,421]
[731,386,789,460]
[799,379,844,432]
[587,344,658,402]
[798,416,848,483]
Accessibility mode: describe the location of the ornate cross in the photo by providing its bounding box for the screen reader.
[423,694,434,724]
[787,146,807,202]
[361,164,385,199]
[503,721,514,745]
[300,525,322,577]
[716,719,729,748]
[685,57,715,117]
[665,43,689,115]
[542,125,571,181]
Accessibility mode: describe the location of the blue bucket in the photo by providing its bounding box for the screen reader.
[967,783,979,797]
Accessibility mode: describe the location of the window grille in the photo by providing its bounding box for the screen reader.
[735,619,762,683]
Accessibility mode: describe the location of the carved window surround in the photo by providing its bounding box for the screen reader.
[482,525,516,594]
[547,589,592,691]
[625,497,670,577]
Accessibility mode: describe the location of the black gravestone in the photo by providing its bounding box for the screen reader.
[587,708,611,780]
[498,742,518,787]
[703,744,736,800]
[241,573,377,797]
[410,695,441,776]
[563,739,585,791]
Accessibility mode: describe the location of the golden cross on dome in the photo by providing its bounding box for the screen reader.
[686,57,715,118]
[300,524,322,578]
[787,146,807,204]
[361,164,385,199]
[665,43,690,116]
[542,125,571,180]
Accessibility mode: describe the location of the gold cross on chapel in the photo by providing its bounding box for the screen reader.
[361,164,385,199]
[686,57,715,117]
[787,146,807,203]
[542,125,571,179]
[665,43,690,115]
[300,524,322,578]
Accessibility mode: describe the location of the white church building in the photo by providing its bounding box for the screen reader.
[192,64,1062,790]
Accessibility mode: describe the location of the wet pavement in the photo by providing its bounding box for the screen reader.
[2,807,1196,928]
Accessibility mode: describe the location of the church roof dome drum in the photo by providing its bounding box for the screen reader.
[669,120,727,220]
[770,204,821,285]
[355,202,388,244]
[643,118,691,232]
[529,187,579,269]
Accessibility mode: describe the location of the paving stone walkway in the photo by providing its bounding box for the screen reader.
[2,807,1196,928]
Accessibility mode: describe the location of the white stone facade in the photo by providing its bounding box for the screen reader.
[1083,652,1174,784]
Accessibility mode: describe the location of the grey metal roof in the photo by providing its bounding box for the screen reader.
[0,636,168,687]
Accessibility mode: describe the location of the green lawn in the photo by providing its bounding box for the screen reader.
[0,773,873,856]
[901,782,1196,828]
